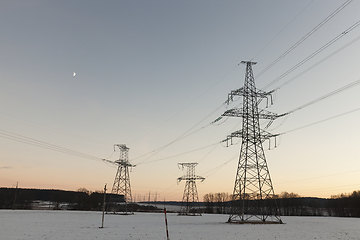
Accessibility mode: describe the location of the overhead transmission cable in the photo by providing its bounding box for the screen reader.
[258,36,360,134]
[267,77,360,133]
[200,153,238,179]
[136,142,220,165]
[131,116,211,163]
[277,168,360,185]
[131,64,240,164]
[275,34,360,90]
[129,64,239,146]
[197,142,220,164]
[262,20,360,90]
[196,105,244,164]
[255,0,353,78]
[295,183,360,194]
[277,157,360,181]
[131,98,231,164]
[285,78,360,115]
[0,129,103,163]
[135,101,244,166]
[251,0,315,61]
[0,112,113,147]
[282,106,360,135]
[271,77,360,133]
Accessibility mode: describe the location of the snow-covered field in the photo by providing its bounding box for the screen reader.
[1,210,360,240]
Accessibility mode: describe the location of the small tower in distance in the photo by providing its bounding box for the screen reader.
[177,162,205,216]
[110,144,135,214]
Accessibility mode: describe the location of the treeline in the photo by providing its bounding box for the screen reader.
[2,187,359,217]
[0,187,120,211]
[203,192,229,214]
[0,187,163,212]
[328,190,360,217]
[203,191,360,218]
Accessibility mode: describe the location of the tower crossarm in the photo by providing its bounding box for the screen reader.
[177,176,205,182]
[225,88,275,105]
[115,159,135,168]
[222,107,287,120]
[222,129,281,146]
[102,158,115,164]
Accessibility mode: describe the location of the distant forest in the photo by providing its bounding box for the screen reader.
[0,188,359,218]
[0,187,110,211]
[202,191,360,218]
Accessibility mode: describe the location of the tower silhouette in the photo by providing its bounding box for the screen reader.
[110,144,134,214]
[177,163,205,216]
[224,61,283,224]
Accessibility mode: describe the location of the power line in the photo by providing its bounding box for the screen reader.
[0,112,112,147]
[276,169,360,185]
[131,63,242,164]
[200,153,238,179]
[132,102,225,164]
[197,114,244,164]
[286,78,360,114]
[283,106,360,134]
[129,64,240,146]
[263,20,360,90]
[264,85,360,135]
[275,34,360,90]
[131,123,211,163]
[296,183,360,194]
[256,0,353,78]
[0,129,103,163]
[136,142,220,165]
[251,0,315,61]
[262,77,360,136]
[197,142,220,164]
[276,156,360,178]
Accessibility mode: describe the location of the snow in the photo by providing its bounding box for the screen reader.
[1,210,360,240]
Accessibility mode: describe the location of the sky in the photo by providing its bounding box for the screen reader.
[1,0,360,201]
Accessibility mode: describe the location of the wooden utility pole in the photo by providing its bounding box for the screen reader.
[100,184,107,228]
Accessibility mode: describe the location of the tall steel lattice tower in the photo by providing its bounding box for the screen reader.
[177,163,205,216]
[110,144,134,214]
[224,61,283,224]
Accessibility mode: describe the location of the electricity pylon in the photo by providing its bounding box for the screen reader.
[224,61,284,224]
[177,163,205,216]
[105,144,135,214]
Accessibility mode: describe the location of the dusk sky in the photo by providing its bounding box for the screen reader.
[1,0,360,201]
